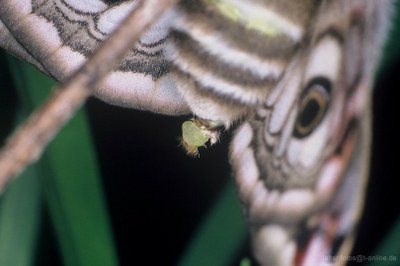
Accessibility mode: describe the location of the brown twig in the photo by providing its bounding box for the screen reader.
[0,0,178,192]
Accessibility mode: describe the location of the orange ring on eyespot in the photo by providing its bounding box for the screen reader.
[294,77,331,139]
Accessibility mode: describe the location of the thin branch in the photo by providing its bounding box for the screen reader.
[0,0,178,192]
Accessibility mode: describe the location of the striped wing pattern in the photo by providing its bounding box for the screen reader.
[166,0,316,124]
[0,0,189,114]
[0,0,392,265]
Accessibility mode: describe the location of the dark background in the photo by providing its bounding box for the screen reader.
[351,57,400,262]
[84,99,234,265]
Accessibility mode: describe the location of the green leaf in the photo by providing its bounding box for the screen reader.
[368,218,400,266]
[178,181,246,266]
[0,51,42,266]
[0,166,42,266]
[376,0,400,78]
[4,55,119,266]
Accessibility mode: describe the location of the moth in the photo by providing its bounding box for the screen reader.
[0,0,393,265]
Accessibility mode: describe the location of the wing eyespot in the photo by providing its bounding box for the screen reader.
[293,76,331,139]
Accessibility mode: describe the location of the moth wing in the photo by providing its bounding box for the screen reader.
[230,1,391,265]
[0,0,190,115]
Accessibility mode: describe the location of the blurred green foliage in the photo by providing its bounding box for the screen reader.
[0,55,118,266]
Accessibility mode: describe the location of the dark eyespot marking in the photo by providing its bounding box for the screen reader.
[293,76,331,139]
